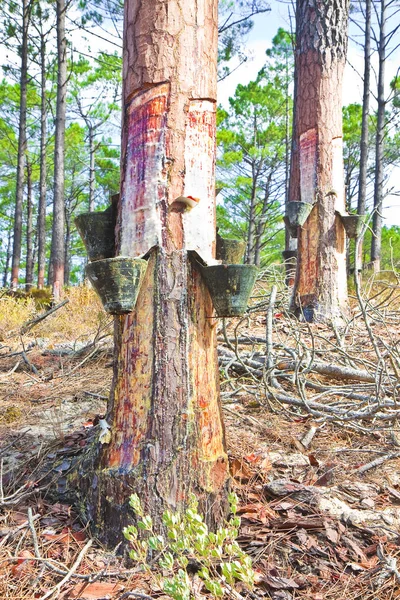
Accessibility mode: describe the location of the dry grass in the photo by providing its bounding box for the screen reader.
[0,295,36,341]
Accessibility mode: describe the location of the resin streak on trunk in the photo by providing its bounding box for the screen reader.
[79,0,228,546]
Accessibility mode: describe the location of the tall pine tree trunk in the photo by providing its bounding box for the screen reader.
[77,0,229,547]
[37,31,47,289]
[25,161,34,291]
[371,0,386,273]
[11,0,31,289]
[289,0,350,322]
[50,0,67,300]
[88,127,95,212]
[64,207,71,286]
[356,0,371,270]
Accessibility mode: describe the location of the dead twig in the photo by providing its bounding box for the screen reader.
[356,450,400,474]
[39,539,93,600]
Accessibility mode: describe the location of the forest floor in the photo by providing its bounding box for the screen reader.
[0,270,400,600]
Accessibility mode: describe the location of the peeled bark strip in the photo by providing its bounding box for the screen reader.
[78,0,229,547]
[289,0,350,322]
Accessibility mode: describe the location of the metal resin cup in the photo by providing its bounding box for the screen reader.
[285,201,314,238]
[200,264,258,317]
[75,207,115,261]
[86,257,148,314]
[216,235,246,264]
[341,214,365,239]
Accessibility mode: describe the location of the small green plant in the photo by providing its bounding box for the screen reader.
[123,492,254,600]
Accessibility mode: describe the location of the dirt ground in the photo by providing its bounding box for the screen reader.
[1,276,400,600]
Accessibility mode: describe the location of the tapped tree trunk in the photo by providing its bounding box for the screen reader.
[77,0,229,547]
[289,0,350,322]
[50,0,67,301]
[371,0,386,273]
[11,0,31,289]
[37,30,47,289]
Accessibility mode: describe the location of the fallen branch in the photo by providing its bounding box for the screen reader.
[356,451,400,475]
[275,360,377,383]
[21,299,69,335]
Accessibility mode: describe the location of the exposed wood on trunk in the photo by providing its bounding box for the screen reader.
[78,0,228,547]
[289,0,350,322]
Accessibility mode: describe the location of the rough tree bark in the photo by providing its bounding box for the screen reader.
[356,0,371,269]
[371,0,386,273]
[50,0,67,300]
[88,126,95,212]
[25,161,34,291]
[37,29,47,289]
[77,0,229,547]
[289,0,350,322]
[11,0,31,289]
[2,227,12,288]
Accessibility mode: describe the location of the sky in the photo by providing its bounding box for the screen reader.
[217,3,400,227]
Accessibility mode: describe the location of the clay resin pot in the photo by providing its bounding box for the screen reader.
[86,256,148,315]
[200,264,258,317]
[75,206,115,261]
[341,214,366,239]
[285,202,314,238]
[216,236,246,264]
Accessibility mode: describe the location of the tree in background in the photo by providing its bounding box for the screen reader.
[217,30,292,267]
[289,0,350,322]
[68,54,121,212]
[50,0,69,300]
[5,0,34,289]
[217,75,288,266]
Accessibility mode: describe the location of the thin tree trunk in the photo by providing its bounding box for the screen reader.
[11,0,31,289]
[50,0,67,301]
[285,38,298,286]
[289,0,350,322]
[88,127,95,212]
[37,31,47,289]
[77,0,229,547]
[64,208,71,286]
[25,162,34,291]
[371,0,386,273]
[3,227,12,288]
[254,172,273,266]
[356,0,371,270]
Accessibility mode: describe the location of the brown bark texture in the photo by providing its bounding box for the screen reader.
[371,0,386,272]
[11,0,31,289]
[25,162,34,291]
[78,0,229,547]
[289,0,350,322]
[50,0,67,301]
[37,31,47,289]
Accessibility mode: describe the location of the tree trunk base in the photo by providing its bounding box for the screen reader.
[72,440,229,549]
